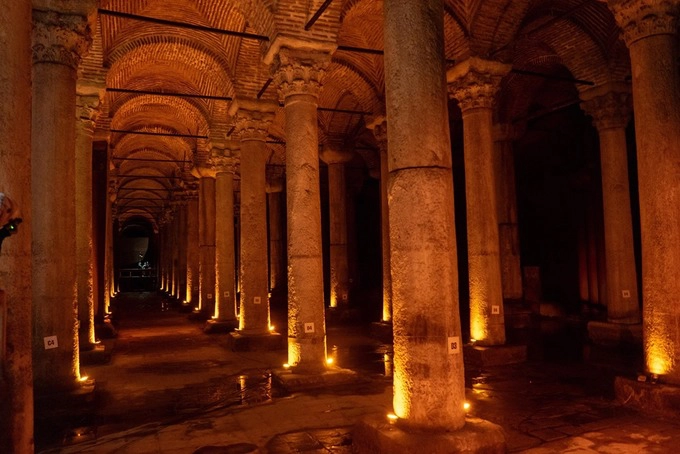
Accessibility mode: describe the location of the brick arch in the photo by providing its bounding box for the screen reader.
[444,7,472,62]
[111,97,211,143]
[106,38,236,101]
[113,133,195,163]
[497,40,572,123]
[526,19,612,88]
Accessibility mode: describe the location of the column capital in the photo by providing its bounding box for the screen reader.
[76,93,102,133]
[212,156,238,174]
[320,138,354,164]
[580,83,632,130]
[367,115,388,153]
[269,42,334,101]
[447,57,511,112]
[228,97,278,141]
[608,0,680,45]
[32,9,93,68]
[191,161,218,179]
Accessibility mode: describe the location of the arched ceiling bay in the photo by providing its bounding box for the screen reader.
[89,0,632,227]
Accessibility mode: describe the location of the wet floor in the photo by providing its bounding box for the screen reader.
[34,292,680,453]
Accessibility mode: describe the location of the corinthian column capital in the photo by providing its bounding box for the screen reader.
[267,38,335,100]
[32,9,93,68]
[229,98,278,141]
[447,57,511,112]
[580,83,633,130]
[608,0,680,45]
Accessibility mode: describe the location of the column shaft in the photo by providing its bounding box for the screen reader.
[198,177,217,315]
[630,30,680,379]
[215,171,237,323]
[379,142,392,322]
[185,193,199,306]
[384,0,465,430]
[177,201,188,303]
[267,190,285,294]
[327,162,350,308]
[285,93,326,371]
[75,100,98,347]
[239,142,270,333]
[494,134,523,300]
[594,117,640,322]
[0,2,33,451]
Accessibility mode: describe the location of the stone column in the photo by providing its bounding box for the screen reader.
[75,93,101,348]
[384,0,465,430]
[194,165,217,317]
[171,202,180,297]
[0,2,33,451]
[184,186,200,307]
[320,142,353,309]
[493,124,523,301]
[370,118,393,323]
[266,170,286,296]
[581,84,640,323]
[231,98,278,335]
[32,6,93,392]
[448,57,511,347]
[608,0,680,380]
[103,179,116,314]
[267,42,334,372]
[206,155,238,331]
[176,197,188,303]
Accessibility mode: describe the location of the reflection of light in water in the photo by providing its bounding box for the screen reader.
[238,373,273,405]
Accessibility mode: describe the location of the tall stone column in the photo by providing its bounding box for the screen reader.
[493,124,523,301]
[75,93,101,348]
[176,197,188,303]
[103,179,116,314]
[0,2,33,451]
[32,6,93,393]
[184,186,200,307]
[267,42,334,372]
[581,84,640,324]
[608,0,680,380]
[448,57,510,347]
[384,0,464,431]
[370,118,393,323]
[266,170,286,296]
[194,165,217,317]
[320,142,353,309]
[231,98,278,335]
[206,155,238,331]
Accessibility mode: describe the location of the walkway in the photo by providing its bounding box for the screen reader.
[36,292,680,453]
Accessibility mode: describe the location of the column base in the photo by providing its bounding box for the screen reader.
[203,319,238,334]
[95,319,117,339]
[353,416,505,454]
[464,344,527,367]
[587,321,642,347]
[79,343,110,366]
[273,365,364,393]
[326,306,361,325]
[226,331,285,351]
[615,376,680,419]
[35,377,96,410]
[179,300,194,313]
[370,321,393,343]
[188,309,211,321]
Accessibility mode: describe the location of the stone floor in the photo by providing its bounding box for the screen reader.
[35,292,680,453]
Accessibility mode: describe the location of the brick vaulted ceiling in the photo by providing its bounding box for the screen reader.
[81,0,631,226]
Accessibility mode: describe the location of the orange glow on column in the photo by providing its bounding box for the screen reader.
[646,325,674,375]
[470,297,489,343]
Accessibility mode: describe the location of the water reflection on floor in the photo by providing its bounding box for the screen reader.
[34,292,648,453]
